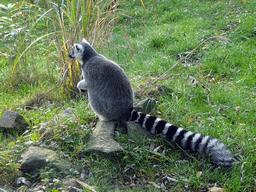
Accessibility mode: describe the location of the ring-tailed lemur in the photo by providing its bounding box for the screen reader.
[69,39,233,169]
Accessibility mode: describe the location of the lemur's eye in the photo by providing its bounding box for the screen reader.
[76,45,80,51]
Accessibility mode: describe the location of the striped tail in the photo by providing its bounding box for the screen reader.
[128,109,233,169]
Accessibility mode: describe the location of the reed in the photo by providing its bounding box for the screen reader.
[46,0,119,95]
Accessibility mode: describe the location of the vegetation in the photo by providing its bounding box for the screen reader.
[0,0,255,191]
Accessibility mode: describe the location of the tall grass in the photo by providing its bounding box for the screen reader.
[0,2,47,87]
[46,0,119,95]
[1,0,120,95]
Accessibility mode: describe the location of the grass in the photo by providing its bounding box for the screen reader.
[1,0,256,191]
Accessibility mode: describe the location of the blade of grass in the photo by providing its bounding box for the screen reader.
[140,0,146,12]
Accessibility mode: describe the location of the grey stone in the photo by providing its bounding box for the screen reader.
[84,121,124,155]
[0,111,28,133]
[61,178,79,191]
[147,86,173,98]
[67,186,83,192]
[133,91,142,99]
[158,85,173,97]
[20,146,74,176]
[134,98,156,114]
[59,108,75,119]
[0,188,7,192]
[15,177,32,187]
[49,108,75,126]
[126,122,151,139]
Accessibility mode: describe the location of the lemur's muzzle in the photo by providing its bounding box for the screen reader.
[68,54,75,58]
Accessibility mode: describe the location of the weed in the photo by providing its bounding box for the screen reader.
[46,0,120,96]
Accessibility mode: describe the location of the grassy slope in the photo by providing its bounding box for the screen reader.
[109,0,256,191]
[0,0,255,191]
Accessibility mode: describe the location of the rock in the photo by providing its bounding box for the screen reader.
[67,186,83,192]
[83,100,157,157]
[0,111,29,133]
[24,184,46,192]
[58,108,75,119]
[158,85,173,97]
[134,98,156,114]
[38,123,48,135]
[147,85,173,98]
[15,177,32,187]
[126,122,151,139]
[133,90,143,99]
[17,178,82,192]
[0,189,7,192]
[49,108,76,126]
[61,178,80,191]
[20,146,74,177]
[2,185,16,192]
[84,121,124,156]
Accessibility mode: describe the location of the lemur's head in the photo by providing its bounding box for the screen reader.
[69,38,93,63]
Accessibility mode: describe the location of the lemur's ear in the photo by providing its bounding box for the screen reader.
[82,38,90,44]
[75,44,83,52]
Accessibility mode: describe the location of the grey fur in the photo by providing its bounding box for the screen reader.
[69,39,233,169]
[69,39,134,121]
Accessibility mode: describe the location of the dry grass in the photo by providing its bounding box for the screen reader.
[46,0,120,96]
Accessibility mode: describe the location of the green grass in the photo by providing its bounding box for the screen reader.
[1,0,256,191]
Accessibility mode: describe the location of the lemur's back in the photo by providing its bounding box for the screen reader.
[83,55,134,121]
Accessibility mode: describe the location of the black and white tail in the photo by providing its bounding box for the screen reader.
[128,109,233,169]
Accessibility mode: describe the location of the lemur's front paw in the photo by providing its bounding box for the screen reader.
[77,79,87,92]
